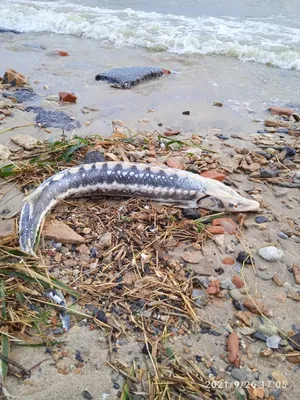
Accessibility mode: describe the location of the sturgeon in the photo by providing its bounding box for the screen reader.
[19,162,260,255]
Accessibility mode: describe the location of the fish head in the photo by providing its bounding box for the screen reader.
[196,177,260,212]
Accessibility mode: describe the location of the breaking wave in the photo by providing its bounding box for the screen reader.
[1,0,300,70]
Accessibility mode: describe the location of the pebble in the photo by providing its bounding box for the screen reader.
[191,289,208,307]
[278,232,289,240]
[258,323,278,337]
[258,246,283,262]
[220,277,235,291]
[11,134,39,150]
[82,391,93,399]
[252,331,267,342]
[255,216,268,224]
[166,156,184,170]
[231,367,251,382]
[98,232,112,249]
[236,251,253,264]
[260,169,279,178]
[256,269,274,281]
[182,208,201,220]
[0,144,11,160]
[230,288,244,301]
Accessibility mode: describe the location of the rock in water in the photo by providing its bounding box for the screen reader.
[25,106,80,131]
[95,67,171,89]
[258,246,283,262]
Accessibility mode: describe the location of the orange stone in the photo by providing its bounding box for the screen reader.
[212,218,237,234]
[207,226,225,234]
[164,128,180,136]
[59,92,77,103]
[200,170,226,182]
[222,257,235,265]
[2,68,28,87]
[55,50,69,56]
[232,275,244,288]
[227,332,239,363]
[162,69,171,75]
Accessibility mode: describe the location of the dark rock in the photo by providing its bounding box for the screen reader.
[225,365,233,372]
[90,247,97,258]
[216,134,229,140]
[236,251,253,265]
[94,310,107,323]
[82,390,93,399]
[142,341,152,355]
[25,106,81,131]
[95,67,169,89]
[288,332,300,350]
[260,169,279,178]
[3,89,37,103]
[215,267,224,275]
[182,111,190,115]
[195,355,202,362]
[182,208,201,220]
[158,123,163,127]
[252,331,267,342]
[276,129,289,134]
[255,216,268,224]
[75,350,84,362]
[84,151,105,164]
[113,383,120,390]
[0,28,20,34]
[210,366,218,376]
[284,146,296,157]
[232,299,246,311]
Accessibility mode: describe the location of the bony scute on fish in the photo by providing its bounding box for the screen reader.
[19,162,260,256]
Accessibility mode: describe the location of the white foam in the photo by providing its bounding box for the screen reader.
[1,0,300,70]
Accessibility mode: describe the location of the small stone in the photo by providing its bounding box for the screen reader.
[207,226,225,234]
[258,246,283,262]
[82,390,93,399]
[181,251,203,264]
[11,134,39,150]
[63,259,78,268]
[2,68,28,86]
[166,157,184,170]
[256,269,274,281]
[269,106,293,117]
[260,169,279,178]
[54,253,62,263]
[46,95,60,102]
[243,299,272,317]
[278,232,288,240]
[222,257,235,265]
[260,348,273,357]
[213,101,223,107]
[43,221,84,244]
[236,251,253,264]
[192,289,208,307]
[272,274,283,287]
[200,170,226,182]
[232,275,244,288]
[230,288,244,301]
[258,323,278,337]
[255,216,268,224]
[271,370,288,385]
[228,332,239,364]
[236,311,251,327]
[53,50,69,56]
[206,280,220,295]
[164,128,180,136]
[220,277,235,291]
[212,218,236,234]
[231,367,250,382]
[0,144,11,160]
[98,232,112,249]
[292,264,300,284]
[239,327,255,336]
[59,92,77,103]
[188,256,214,276]
[76,244,90,255]
[182,110,190,115]
[182,208,201,220]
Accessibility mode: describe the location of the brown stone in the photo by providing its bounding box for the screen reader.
[269,106,293,117]
[227,332,239,363]
[248,163,261,173]
[272,274,283,287]
[286,353,300,364]
[207,226,225,235]
[236,311,251,327]
[2,69,28,86]
[59,92,77,103]
[164,128,180,136]
[264,119,291,128]
[292,264,300,284]
[243,299,272,317]
[206,280,220,295]
[200,170,226,182]
[181,251,203,264]
[212,218,236,234]
[166,157,184,170]
[222,257,235,265]
[232,275,244,288]
[188,256,214,276]
[55,50,69,56]
[43,221,84,244]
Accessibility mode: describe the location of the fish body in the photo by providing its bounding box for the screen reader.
[19,162,259,255]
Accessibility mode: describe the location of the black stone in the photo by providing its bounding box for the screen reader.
[232,299,246,311]
[84,151,105,164]
[113,383,120,390]
[182,208,201,220]
[288,332,300,350]
[82,390,93,399]
[142,341,152,355]
[255,216,268,224]
[236,251,253,264]
[95,310,107,323]
[182,111,190,115]
[25,106,81,131]
[216,134,229,140]
[284,146,296,157]
[3,89,37,103]
[95,67,166,89]
[252,331,267,342]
